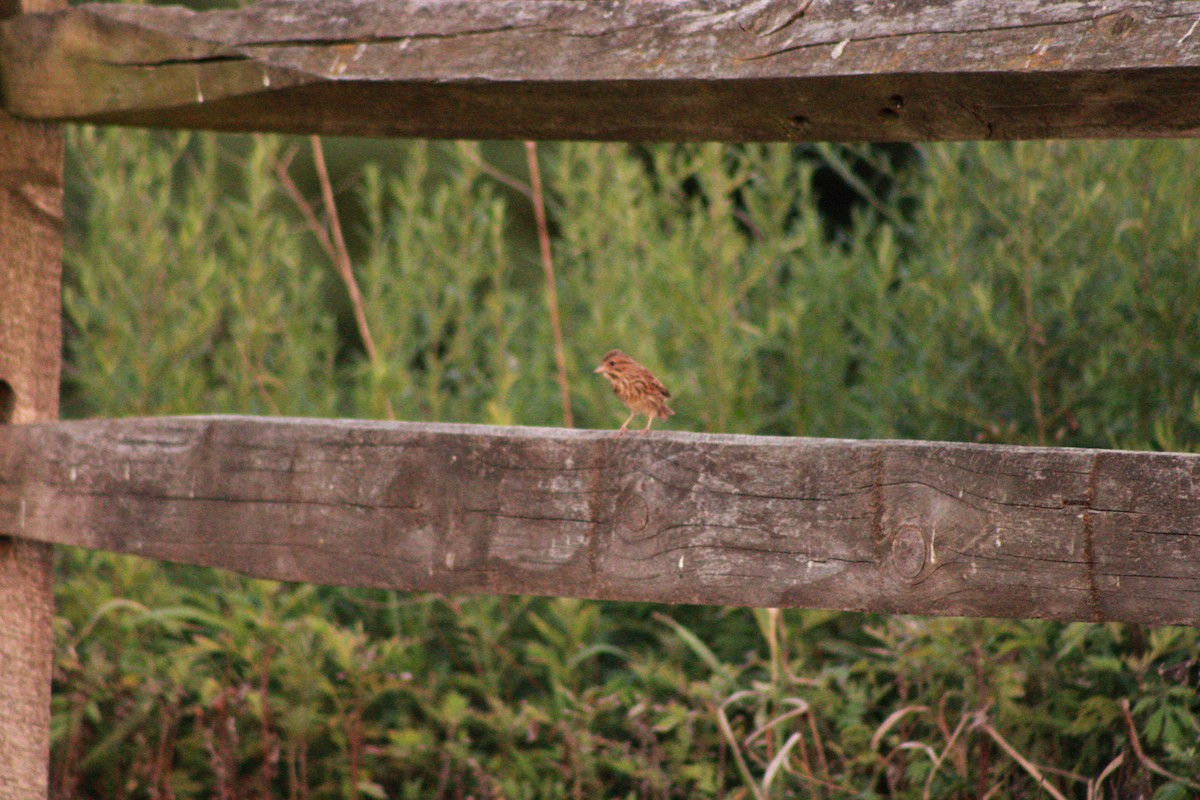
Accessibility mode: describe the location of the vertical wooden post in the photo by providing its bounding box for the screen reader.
[0,2,65,796]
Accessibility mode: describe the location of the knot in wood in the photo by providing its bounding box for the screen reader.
[613,482,651,539]
[890,523,926,580]
[1101,10,1142,40]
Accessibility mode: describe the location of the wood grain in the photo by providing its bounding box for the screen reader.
[4,1,1200,141]
[2,416,1198,627]
[0,0,63,793]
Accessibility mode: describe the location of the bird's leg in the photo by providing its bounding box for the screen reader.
[616,411,636,437]
[639,415,654,434]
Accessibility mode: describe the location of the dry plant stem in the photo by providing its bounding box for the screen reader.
[717,691,766,800]
[274,146,337,263]
[763,607,783,766]
[1019,245,1047,443]
[770,754,850,795]
[895,741,939,764]
[923,708,970,800]
[525,141,573,428]
[870,705,929,751]
[1088,752,1125,800]
[761,733,804,796]
[742,701,819,793]
[455,142,533,200]
[766,607,781,691]
[276,138,394,419]
[807,711,832,790]
[790,724,818,791]
[1119,698,1200,789]
[257,648,276,798]
[720,694,852,799]
[347,706,362,800]
[310,137,380,363]
[236,339,281,414]
[744,700,811,747]
[972,718,1069,800]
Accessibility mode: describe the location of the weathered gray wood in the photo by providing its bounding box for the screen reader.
[4,1,1200,141]
[2,416,1198,627]
[0,1,63,794]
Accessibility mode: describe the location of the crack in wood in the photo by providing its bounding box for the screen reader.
[476,460,610,472]
[94,54,251,68]
[1082,453,1102,621]
[906,448,1096,479]
[875,478,1058,515]
[1096,570,1200,582]
[1129,528,1200,539]
[946,548,1093,568]
[738,6,1200,63]
[36,487,420,512]
[162,26,558,55]
[615,540,869,561]
[656,522,788,538]
[870,446,885,554]
[463,509,595,525]
[753,0,815,37]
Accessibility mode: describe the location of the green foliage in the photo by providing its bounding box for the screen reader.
[893,141,1200,449]
[553,142,902,437]
[64,129,340,417]
[353,146,521,423]
[55,128,1200,797]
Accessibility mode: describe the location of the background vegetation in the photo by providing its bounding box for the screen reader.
[53,127,1200,798]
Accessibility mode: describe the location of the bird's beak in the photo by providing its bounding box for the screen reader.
[593,365,605,374]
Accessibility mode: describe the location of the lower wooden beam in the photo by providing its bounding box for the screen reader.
[2,416,1199,627]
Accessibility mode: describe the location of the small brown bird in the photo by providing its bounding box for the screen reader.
[593,349,675,436]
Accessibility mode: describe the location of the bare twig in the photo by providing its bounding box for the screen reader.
[761,733,804,796]
[1119,698,1200,790]
[274,145,338,264]
[870,705,929,752]
[1088,752,1125,800]
[525,141,573,427]
[310,136,379,367]
[274,137,394,419]
[456,141,534,200]
[744,699,811,747]
[807,708,833,792]
[923,707,970,800]
[236,338,282,415]
[716,691,767,800]
[971,713,1069,800]
[894,740,939,764]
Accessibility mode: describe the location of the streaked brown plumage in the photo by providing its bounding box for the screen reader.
[593,349,674,436]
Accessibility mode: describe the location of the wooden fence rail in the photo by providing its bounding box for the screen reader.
[4,0,1200,141]
[2,416,1199,627]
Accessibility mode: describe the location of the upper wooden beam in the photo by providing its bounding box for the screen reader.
[2,416,1199,626]
[3,0,1200,141]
